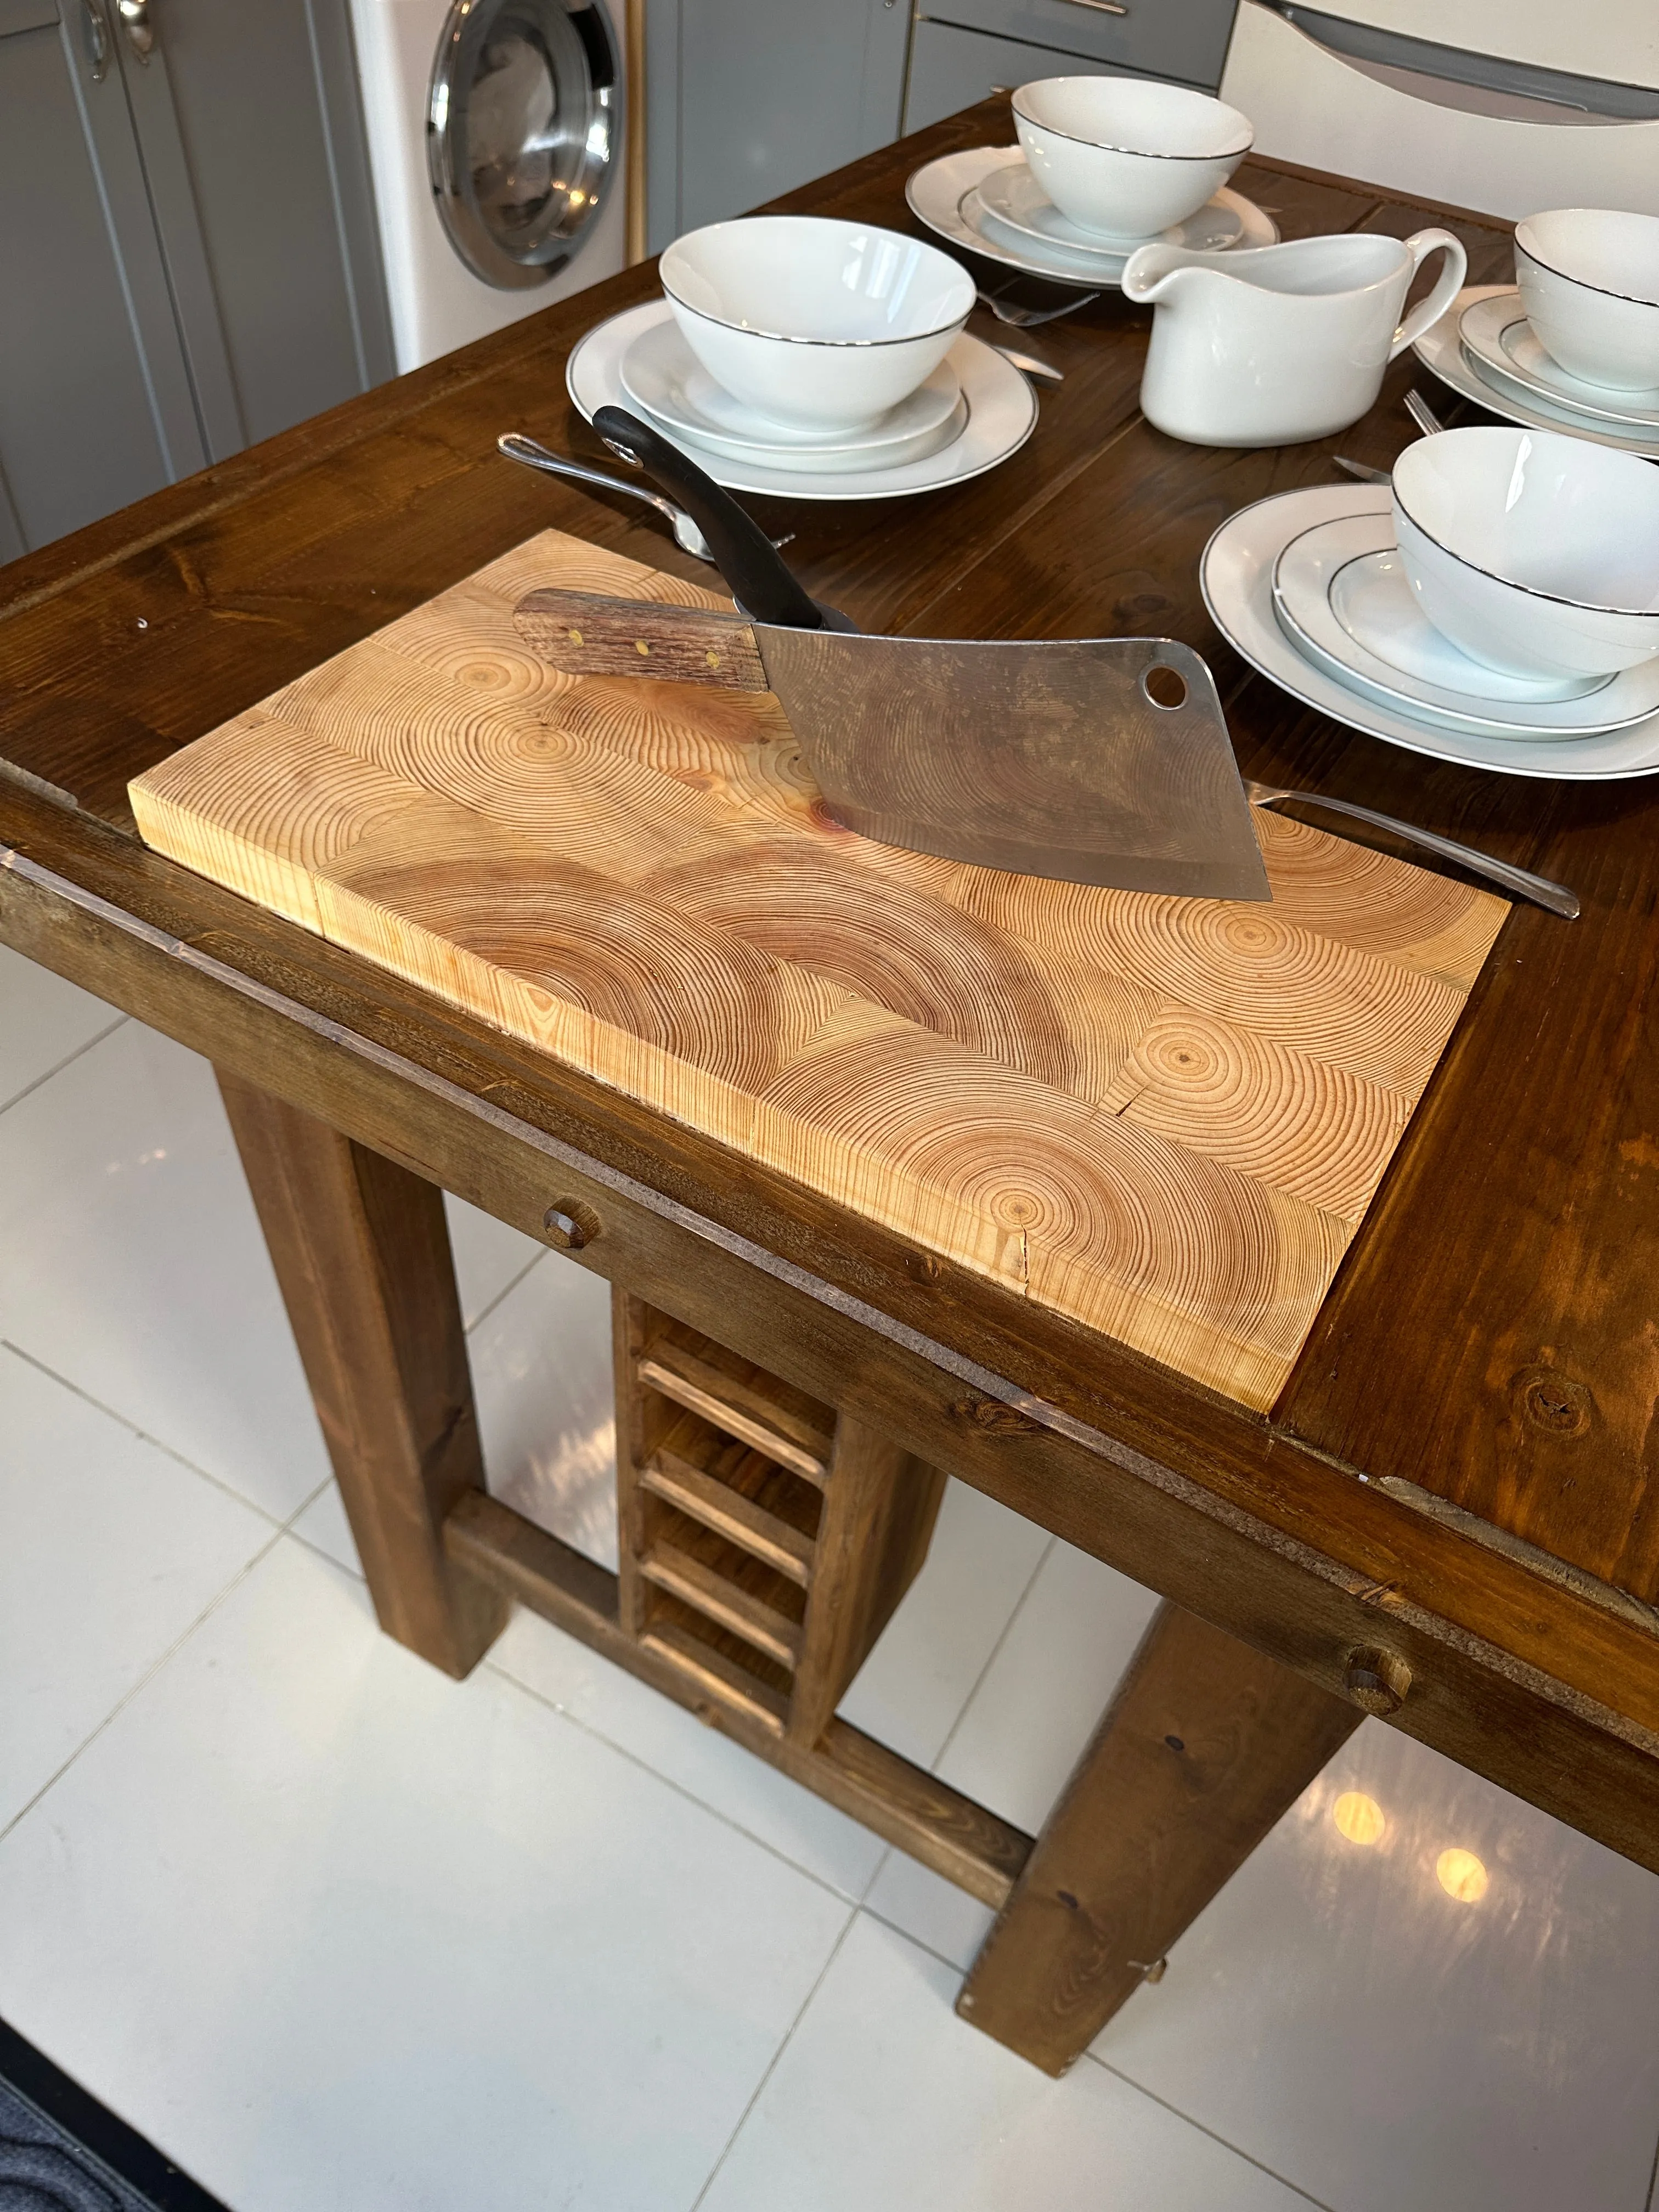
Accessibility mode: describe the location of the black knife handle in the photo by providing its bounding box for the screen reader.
[592,404,833,631]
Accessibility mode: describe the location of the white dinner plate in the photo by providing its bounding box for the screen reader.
[968,160,1250,266]
[568,300,1037,501]
[1201,484,1659,778]
[1415,286,1659,462]
[905,146,1275,290]
[619,317,967,473]
[1271,509,1659,737]
[1459,292,1659,432]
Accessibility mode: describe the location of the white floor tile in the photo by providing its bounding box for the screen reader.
[286,1477,357,1573]
[0,1347,273,1831]
[442,1192,545,1329]
[1100,1722,1659,2212]
[0,1022,330,1519]
[834,1481,1049,1769]
[0,942,123,1113]
[934,1540,1161,1831]
[492,1607,889,1901]
[699,1914,1318,2211]
[471,1251,619,1569]
[860,1851,995,1972]
[0,1538,851,2212]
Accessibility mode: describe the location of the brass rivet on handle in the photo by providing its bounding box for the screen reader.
[568,628,583,645]
[706,651,721,669]
[1345,1646,1412,1717]
[543,1198,602,1250]
[634,639,651,656]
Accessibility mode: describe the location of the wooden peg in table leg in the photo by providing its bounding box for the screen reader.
[514,589,769,688]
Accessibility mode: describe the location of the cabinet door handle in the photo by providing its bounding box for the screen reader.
[80,0,110,80]
[1062,0,1131,14]
[116,0,154,61]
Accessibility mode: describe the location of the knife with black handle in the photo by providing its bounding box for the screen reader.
[591,405,856,632]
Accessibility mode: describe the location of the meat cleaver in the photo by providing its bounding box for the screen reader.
[511,406,1270,901]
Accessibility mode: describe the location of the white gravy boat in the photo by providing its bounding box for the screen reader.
[1121,229,1466,447]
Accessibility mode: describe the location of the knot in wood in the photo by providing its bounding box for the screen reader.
[1345,1646,1412,1717]
[543,1197,602,1251]
[950,1394,1041,1436]
[1515,1367,1593,1438]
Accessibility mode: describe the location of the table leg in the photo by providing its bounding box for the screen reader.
[216,1070,507,1677]
[957,1600,1362,2074]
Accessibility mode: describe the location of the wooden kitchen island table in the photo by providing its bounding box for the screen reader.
[4,103,1657,2076]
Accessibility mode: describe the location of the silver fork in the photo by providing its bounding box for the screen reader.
[1245,781,1578,917]
[975,281,1099,329]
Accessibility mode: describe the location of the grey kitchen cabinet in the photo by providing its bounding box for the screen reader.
[0,0,391,558]
[916,0,1238,91]
[905,19,1132,132]
[0,0,207,557]
[645,0,914,250]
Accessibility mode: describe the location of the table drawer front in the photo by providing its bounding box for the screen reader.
[916,0,1239,89]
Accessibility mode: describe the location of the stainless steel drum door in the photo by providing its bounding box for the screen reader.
[428,0,619,290]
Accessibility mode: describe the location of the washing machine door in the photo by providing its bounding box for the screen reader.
[428,0,619,290]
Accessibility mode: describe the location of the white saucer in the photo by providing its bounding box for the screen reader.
[968,160,1249,266]
[1201,483,1659,779]
[1271,509,1659,739]
[1414,286,1659,462]
[1459,292,1659,431]
[619,317,967,474]
[568,300,1037,501]
[905,146,1276,290]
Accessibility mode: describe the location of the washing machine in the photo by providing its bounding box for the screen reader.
[350,0,630,375]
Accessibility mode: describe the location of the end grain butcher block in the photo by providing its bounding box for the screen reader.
[130,529,1508,1410]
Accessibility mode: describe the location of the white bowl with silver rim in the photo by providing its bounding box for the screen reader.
[658,216,973,435]
[1011,78,1251,244]
[1391,426,1659,682]
[1515,210,1659,393]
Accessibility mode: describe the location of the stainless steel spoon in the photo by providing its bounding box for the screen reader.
[499,433,744,563]
[992,343,1063,384]
[1245,780,1578,917]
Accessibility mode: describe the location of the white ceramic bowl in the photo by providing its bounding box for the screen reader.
[1391,426,1659,682]
[1011,78,1251,244]
[658,216,973,435]
[1515,210,1659,393]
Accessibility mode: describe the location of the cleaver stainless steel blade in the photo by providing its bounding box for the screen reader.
[513,587,1271,901]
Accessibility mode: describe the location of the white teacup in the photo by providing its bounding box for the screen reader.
[658,216,973,435]
[1515,209,1659,393]
[1392,426,1659,683]
[1011,78,1252,244]
[1121,229,1467,447]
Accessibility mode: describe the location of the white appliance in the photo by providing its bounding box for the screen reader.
[1221,3,1659,221]
[349,0,630,375]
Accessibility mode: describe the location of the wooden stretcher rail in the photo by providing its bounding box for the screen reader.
[442,1489,1034,1905]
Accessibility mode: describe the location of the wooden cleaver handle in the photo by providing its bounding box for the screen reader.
[514,589,768,691]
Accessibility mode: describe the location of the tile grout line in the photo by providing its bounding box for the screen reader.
[482,1646,882,1911]
[686,1905,861,2212]
[0,1472,335,1848]
[1085,2051,1342,2212]
[277,1507,894,1914]
[460,1246,549,1337]
[1,1339,301,1532]
[0,1012,129,1120]
[927,1534,1057,1782]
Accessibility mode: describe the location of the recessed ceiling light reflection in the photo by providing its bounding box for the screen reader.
[1436,1847,1489,1902]
[1331,1791,1386,1845]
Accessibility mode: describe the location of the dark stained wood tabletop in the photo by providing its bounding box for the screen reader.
[4,99,1657,1867]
